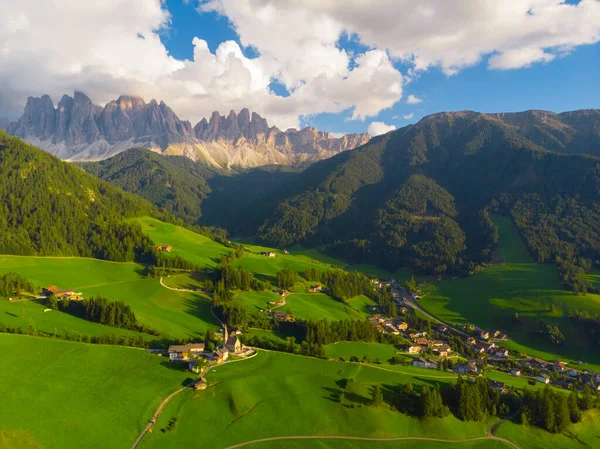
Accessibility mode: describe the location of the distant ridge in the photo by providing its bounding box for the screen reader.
[6,92,370,167]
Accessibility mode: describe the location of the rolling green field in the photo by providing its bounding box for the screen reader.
[0,334,190,449]
[142,350,494,449]
[419,217,600,368]
[0,255,219,339]
[135,216,232,268]
[324,342,397,361]
[495,410,600,449]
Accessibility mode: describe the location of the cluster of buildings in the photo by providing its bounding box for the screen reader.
[408,338,453,358]
[155,245,172,252]
[473,327,509,342]
[368,314,408,335]
[167,324,244,372]
[521,357,600,390]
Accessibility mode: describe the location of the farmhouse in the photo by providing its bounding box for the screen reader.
[43,286,58,296]
[537,374,551,384]
[168,343,206,362]
[553,361,567,372]
[385,324,400,335]
[493,349,509,358]
[155,245,172,252]
[213,348,229,362]
[413,357,437,369]
[454,361,479,375]
[268,298,285,306]
[308,285,323,293]
[274,311,295,322]
[433,344,452,357]
[260,251,277,257]
[193,377,208,390]
[408,345,423,354]
[511,369,521,377]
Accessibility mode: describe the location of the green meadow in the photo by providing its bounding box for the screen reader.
[324,342,397,361]
[495,410,600,449]
[0,255,219,339]
[142,350,494,449]
[0,334,190,449]
[135,216,232,268]
[418,217,600,368]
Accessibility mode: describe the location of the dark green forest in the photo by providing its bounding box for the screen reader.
[252,112,600,280]
[0,130,164,261]
[79,148,227,241]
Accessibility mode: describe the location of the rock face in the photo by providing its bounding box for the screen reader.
[8,92,370,166]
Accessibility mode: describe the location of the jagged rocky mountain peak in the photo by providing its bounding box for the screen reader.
[7,93,371,166]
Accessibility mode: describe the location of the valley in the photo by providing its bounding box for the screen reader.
[1,115,600,449]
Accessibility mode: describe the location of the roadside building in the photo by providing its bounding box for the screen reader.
[413,357,437,369]
[537,374,551,384]
[168,343,206,362]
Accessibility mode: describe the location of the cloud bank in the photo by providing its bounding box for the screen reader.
[0,0,598,130]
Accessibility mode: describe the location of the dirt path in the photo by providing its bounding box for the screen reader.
[130,386,188,449]
[222,434,520,449]
[131,362,213,449]
[159,277,196,293]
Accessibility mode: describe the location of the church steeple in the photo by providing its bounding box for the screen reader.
[222,324,228,347]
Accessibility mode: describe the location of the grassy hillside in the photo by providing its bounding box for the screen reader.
[324,342,398,361]
[419,217,600,368]
[495,410,600,449]
[143,350,493,449]
[0,334,190,449]
[0,255,219,339]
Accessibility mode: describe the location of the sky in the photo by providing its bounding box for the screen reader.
[0,0,599,136]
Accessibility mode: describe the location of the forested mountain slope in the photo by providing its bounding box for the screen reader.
[79,148,220,227]
[256,111,600,279]
[0,130,160,261]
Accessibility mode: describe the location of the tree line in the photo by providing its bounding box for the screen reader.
[54,296,158,335]
[0,272,34,298]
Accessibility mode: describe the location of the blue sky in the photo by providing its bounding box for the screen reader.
[160,0,600,135]
[1,0,599,135]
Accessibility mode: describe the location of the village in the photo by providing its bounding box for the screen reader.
[363,278,600,395]
[165,324,255,389]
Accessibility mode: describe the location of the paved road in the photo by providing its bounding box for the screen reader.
[399,288,472,340]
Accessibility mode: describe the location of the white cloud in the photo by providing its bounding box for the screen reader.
[257,0,600,75]
[406,95,422,104]
[0,0,598,129]
[368,121,396,136]
[402,113,414,120]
